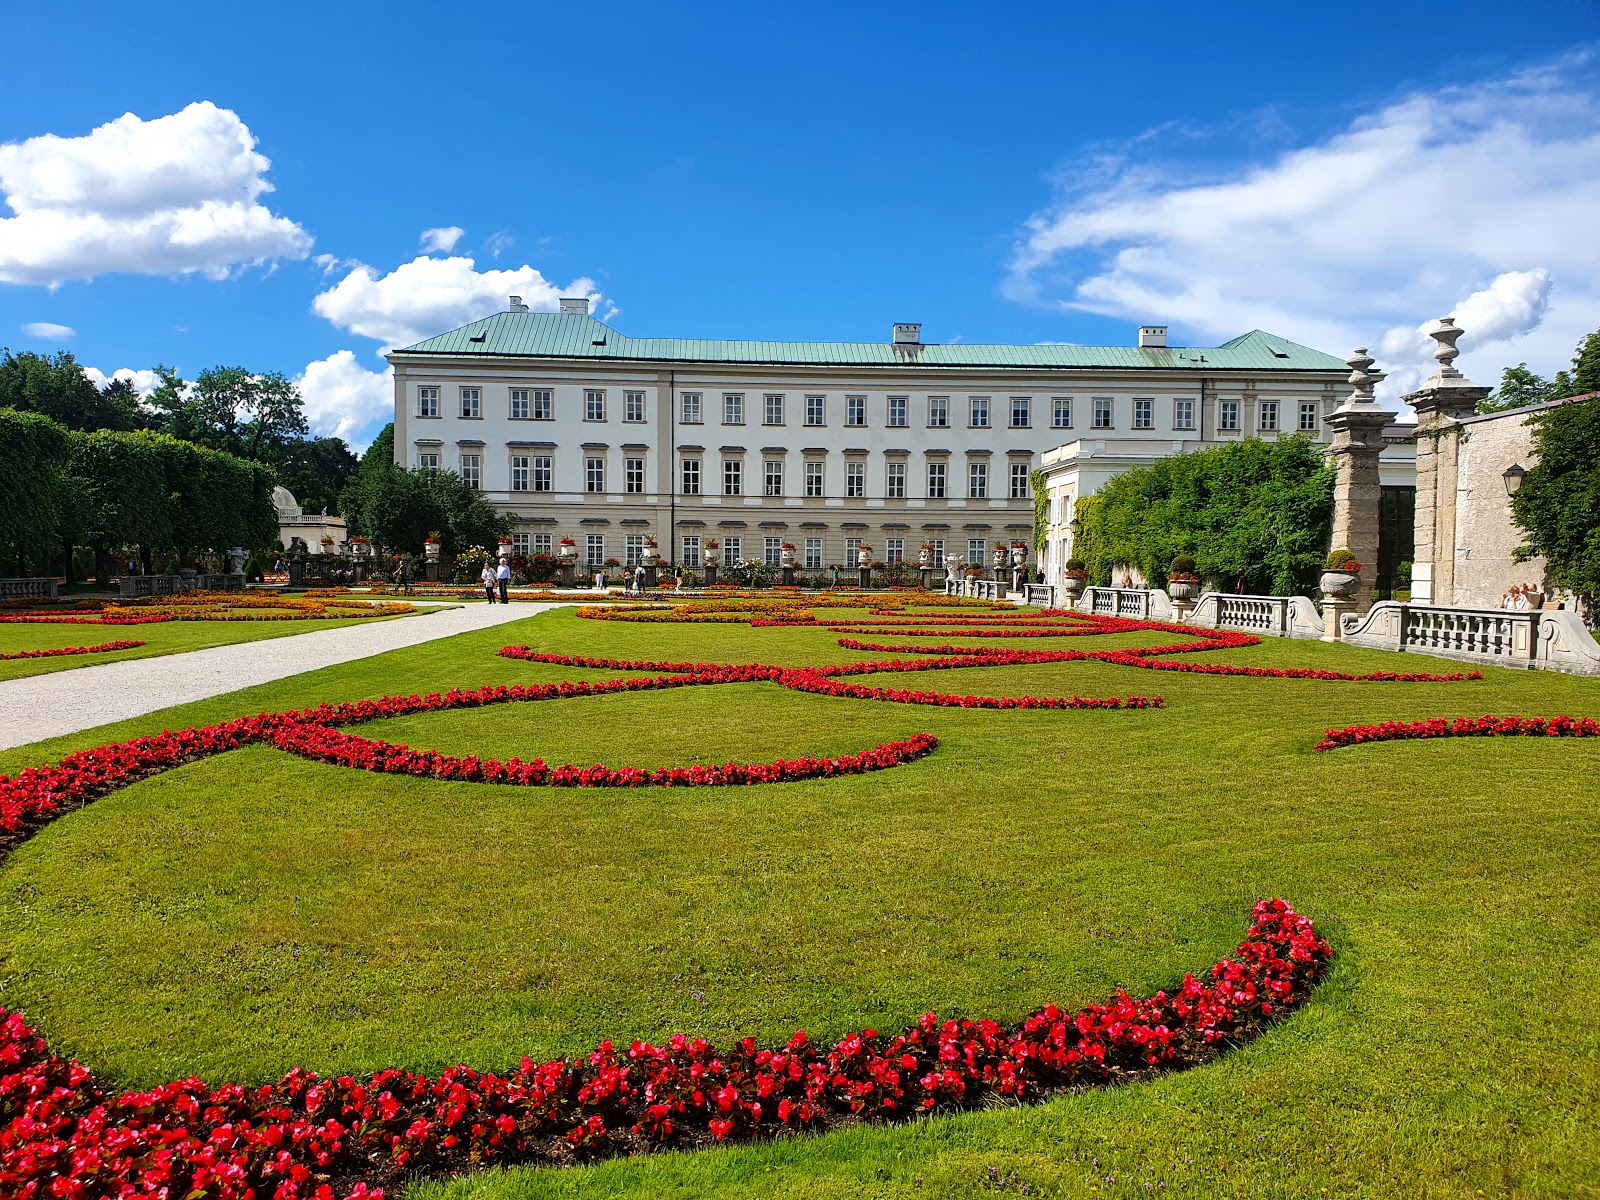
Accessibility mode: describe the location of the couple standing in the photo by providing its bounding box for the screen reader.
[481,559,511,603]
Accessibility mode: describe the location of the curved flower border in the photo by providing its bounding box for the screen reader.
[1315,713,1600,751]
[0,900,1329,1200]
[0,640,145,661]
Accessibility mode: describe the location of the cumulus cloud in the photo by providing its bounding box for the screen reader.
[420,226,465,253]
[312,254,602,350]
[296,350,393,448]
[81,366,167,395]
[22,321,74,339]
[0,101,312,286]
[1008,55,1600,401]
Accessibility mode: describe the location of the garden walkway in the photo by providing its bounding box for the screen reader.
[0,602,560,752]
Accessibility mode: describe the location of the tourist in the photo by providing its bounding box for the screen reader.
[396,558,412,595]
[594,568,606,591]
[496,557,511,604]
[481,562,497,603]
[674,564,684,591]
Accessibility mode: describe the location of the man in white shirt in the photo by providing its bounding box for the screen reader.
[496,558,511,604]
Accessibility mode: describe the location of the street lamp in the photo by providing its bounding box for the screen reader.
[1502,463,1528,495]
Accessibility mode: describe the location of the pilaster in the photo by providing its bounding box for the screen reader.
[1324,349,1396,611]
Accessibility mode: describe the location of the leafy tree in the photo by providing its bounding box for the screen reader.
[276,436,359,514]
[155,366,309,463]
[0,408,72,572]
[1571,330,1600,397]
[1510,397,1600,614]
[1480,363,1560,414]
[0,348,142,431]
[341,441,510,556]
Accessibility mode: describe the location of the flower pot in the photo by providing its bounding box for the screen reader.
[1062,575,1086,597]
[1168,579,1199,602]
[1319,569,1359,598]
[703,549,720,567]
[423,541,441,564]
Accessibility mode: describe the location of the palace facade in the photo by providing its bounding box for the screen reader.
[389,299,1395,572]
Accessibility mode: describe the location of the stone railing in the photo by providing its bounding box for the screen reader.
[1024,583,1057,608]
[1342,602,1600,676]
[1077,586,1176,622]
[1184,592,1323,640]
[0,577,59,600]
[969,578,1005,601]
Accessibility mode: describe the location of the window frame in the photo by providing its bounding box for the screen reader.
[927,461,948,499]
[928,396,949,428]
[681,457,701,496]
[969,396,990,429]
[1299,400,1319,432]
[1173,399,1195,431]
[624,456,645,495]
[805,394,825,426]
[584,456,606,493]
[623,391,646,423]
[1052,397,1071,429]
[1133,397,1154,430]
[1010,462,1030,499]
[1092,397,1114,429]
[846,394,866,427]
[1009,396,1031,428]
[968,461,988,499]
[460,387,482,419]
[845,461,865,499]
[764,394,785,426]
[1220,400,1240,431]
[885,461,906,499]
[584,389,606,421]
[533,388,554,420]
[764,459,784,496]
[722,457,743,496]
[804,460,824,498]
[533,455,553,493]
[460,452,482,489]
[722,393,744,425]
[417,386,440,419]
[681,391,702,424]
[510,454,530,492]
[509,388,530,420]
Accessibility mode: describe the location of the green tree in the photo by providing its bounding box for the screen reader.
[158,366,309,463]
[1510,397,1600,614]
[1480,363,1559,414]
[341,436,510,556]
[0,348,142,431]
[1570,330,1600,397]
[276,436,360,515]
[0,407,72,573]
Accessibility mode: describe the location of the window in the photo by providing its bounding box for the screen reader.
[681,535,701,565]
[1260,401,1279,432]
[886,461,906,498]
[585,390,605,421]
[1010,462,1030,499]
[585,457,605,492]
[804,537,823,570]
[927,461,947,499]
[1220,400,1240,431]
[1010,396,1031,428]
[625,457,645,494]
[723,393,744,424]
[805,395,825,426]
[1092,398,1114,429]
[1052,397,1072,429]
[460,453,481,488]
[681,457,701,495]
[533,388,553,420]
[970,397,990,428]
[805,461,824,497]
[533,533,553,556]
[1299,401,1319,432]
[888,396,908,427]
[624,391,645,423]
[512,532,532,555]
[968,461,988,499]
[764,394,784,425]
[534,455,553,492]
[418,387,439,418]
[681,392,702,423]
[585,534,605,566]
[723,458,742,496]
[460,388,481,419]
[885,538,904,563]
[846,461,864,498]
[928,396,949,427]
[765,460,784,496]
[1174,399,1195,431]
[764,536,782,566]
[1134,398,1153,429]
[928,539,945,567]
[968,539,986,564]
[510,455,530,491]
[722,536,742,566]
[417,450,439,470]
[625,535,644,567]
[846,395,866,426]
[510,389,530,419]
[843,536,861,560]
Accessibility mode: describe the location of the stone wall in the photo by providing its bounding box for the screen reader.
[1449,407,1550,609]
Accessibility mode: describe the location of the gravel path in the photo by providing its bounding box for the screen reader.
[0,602,560,752]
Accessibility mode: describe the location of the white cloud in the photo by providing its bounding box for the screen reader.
[82,366,166,395]
[485,231,514,259]
[312,254,602,350]
[420,226,465,253]
[22,321,74,339]
[296,349,393,448]
[0,101,312,286]
[1008,55,1600,403]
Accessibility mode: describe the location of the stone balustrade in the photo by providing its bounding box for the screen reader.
[1342,601,1600,676]
[1024,583,1057,608]
[0,577,59,600]
[1184,592,1324,640]
[117,573,246,598]
[1077,586,1176,622]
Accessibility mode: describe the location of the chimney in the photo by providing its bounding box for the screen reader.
[1138,325,1168,349]
[508,295,529,313]
[893,322,922,345]
[560,297,590,316]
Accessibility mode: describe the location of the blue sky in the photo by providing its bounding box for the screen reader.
[2,0,1597,448]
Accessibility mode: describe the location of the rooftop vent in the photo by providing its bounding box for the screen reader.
[893,322,922,345]
[508,295,529,313]
[560,297,590,316]
[1138,325,1167,349]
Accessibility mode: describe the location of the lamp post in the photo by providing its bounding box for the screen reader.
[1503,463,1527,496]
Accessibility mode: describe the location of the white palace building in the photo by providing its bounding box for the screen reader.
[388,298,1416,576]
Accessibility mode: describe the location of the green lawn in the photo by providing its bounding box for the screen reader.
[0,606,1597,1198]
[0,611,419,681]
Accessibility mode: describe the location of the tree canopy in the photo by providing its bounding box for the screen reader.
[0,349,144,432]
[1480,325,1600,413]
[340,426,510,555]
[1510,396,1600,611]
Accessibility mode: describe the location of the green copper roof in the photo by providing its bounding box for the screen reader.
[391,313,1347,372]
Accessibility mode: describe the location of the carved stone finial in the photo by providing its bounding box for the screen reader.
[1427,317,1465,381]
[1343,348,1386,408]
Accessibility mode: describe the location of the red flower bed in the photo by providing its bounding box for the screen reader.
[0,639,145,661]
[0,900,1329,1198]
[1315,713,1600,751]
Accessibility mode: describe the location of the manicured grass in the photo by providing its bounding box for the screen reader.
[0,611,417,680]
[1,606,1598,1197]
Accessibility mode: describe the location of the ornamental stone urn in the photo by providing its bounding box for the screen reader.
[1062,575,1086,601]
[642,542,661,566]
[917,546,932,568]
[226,546,247,575]
[703,546,720,568]
[423,540,441,564]
[497,539,514,562]
[1319,569,1360,599]
[780,544,796,568]
[1168,579,1199,603]
[857,546,873,568]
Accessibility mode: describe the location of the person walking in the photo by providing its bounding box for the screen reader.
[496,556,511,604]
[635,564,647,595]
[396,557,412,595]
[481,561,497,603]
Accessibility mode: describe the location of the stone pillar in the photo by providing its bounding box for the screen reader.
[1321,597,1350,642]
[782,566,795,586]
[1402,317,1491,606]
[1324,349,1397,612]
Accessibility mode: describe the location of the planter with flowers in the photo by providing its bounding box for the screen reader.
[642,537,661,566]
[780,542,797,568]
[556,537,578,563]
[1062,558,1089,600]
[1167,554,1200,603]
[917,542,934,568]
[424,533,443,565]
[1320,549,1362,598]
[702,539,721,568]
[855,543,873,568]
